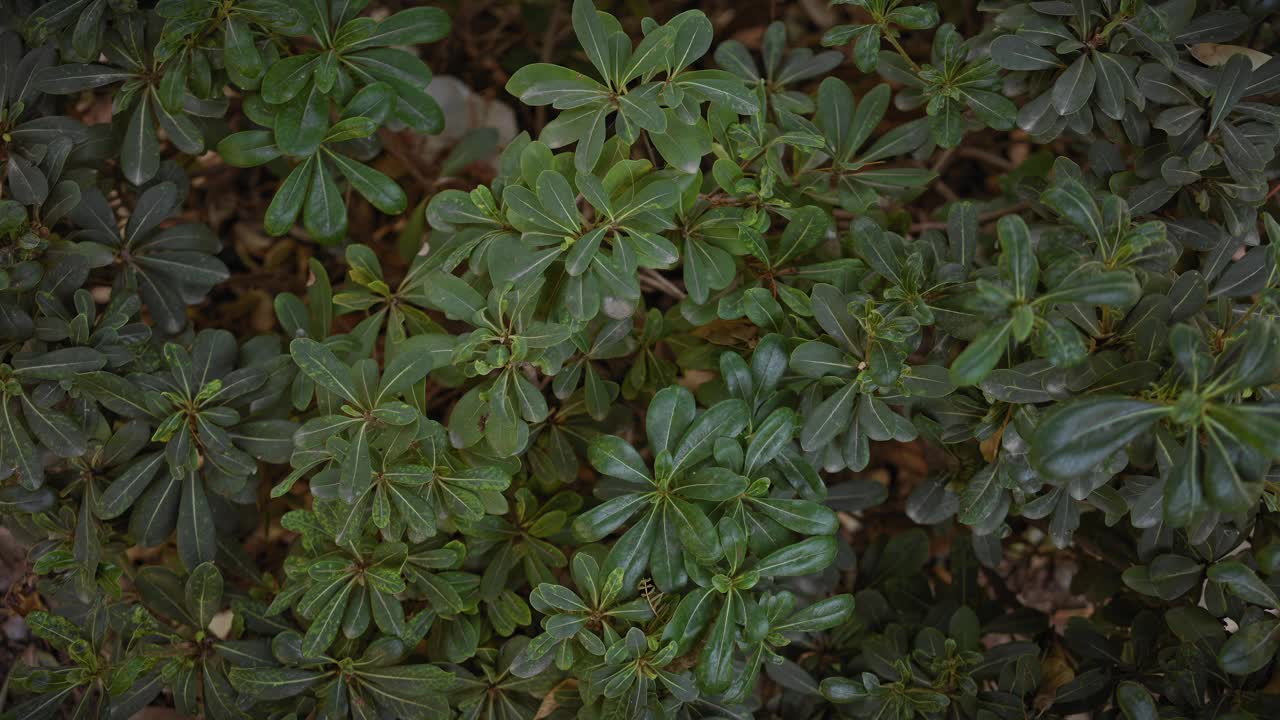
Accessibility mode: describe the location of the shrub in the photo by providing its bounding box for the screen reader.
[1,0,1279,718]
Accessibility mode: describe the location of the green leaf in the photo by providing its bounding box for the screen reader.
[604,506,658,590]
[531,584,588,613]
[696,594,735,693]
[931,100,963,147]
[328,152,407,214]
[775,206,830,266]
[174,471,213,572]
[668,10,712,73]
[950,322,1012,386]
[677,70,760,114]
[1040,269,1141,307]
[672,399,748,471]
[289,338,358,404]
[800,383,857,451]
[1219,618,1280,675]
[35,64,132,93]
[536,170,582,231]
[572,0,614,82]
[646,386,695,458]
[337,424,373,513]
[1164,438,1202,528]
[424,273,485,320]
[265,158,313,236]
[1147,554,1204,600]
[505,63,608,106]
[341,83,396,126]
[303,159,346,243]
[129,472,180,548]
[345,49,445,134]
[888,5,938,29]
[1031,397,1168,481]
[1207,561,1280,608]
[618,91,666,132]
[649,110,710,173]
[1052,54,1095,115]
[122,94,158,186]
[348,7,451,50]
[589,435,651,485]
[1209,54,1251,133]
[276,85,328,157]
[790,341,854,379]
[14,347,106,380]
[98,453,164,519]
[217,131,281,167]
[1,397,40,486]
[990,35,1060,71]
[679,467,748,501]
[821,675,869,703]
[324,117,376,143]
[358,664,454,696]
[947,201,976,268]
[744,408,795,474]
[623,25,674,83]
[229,667,325,700]
[302,578,354,657]
[775,594,855,633]
[1206,437,1249,513]
[20,399,85,458]
[997,215,1037,301]
[756,536,837,576]
[902,365,955,398]
[750,497,837,535]
[573,493,650,542]
[1210,246,1271,299]
[224,16,264,87]
[27,611,80,649]
[185,562,223,629]
[7,155,48,206]
[1042,178,1104,243]
[369,588,405,638]
[958,465,1002,526]
[1115,681,1158,720]
[378,336,450,403]
[668,497,719,560]
[262,54,317,105]
[964,89,1018,130]
[1093,53,1131,121]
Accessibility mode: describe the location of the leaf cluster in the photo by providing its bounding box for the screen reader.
[4,0,1280,718]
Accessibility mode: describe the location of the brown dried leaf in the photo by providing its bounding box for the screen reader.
[1190,43,1270,69]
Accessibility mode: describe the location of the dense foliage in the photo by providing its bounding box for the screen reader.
[1,0,1280,717]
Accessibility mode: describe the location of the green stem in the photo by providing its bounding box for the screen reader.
[883,31,921,74]
[1095,12,1132,44]
[1223,298,1262,341]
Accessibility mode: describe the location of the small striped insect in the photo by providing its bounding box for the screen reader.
[639,578,677,624]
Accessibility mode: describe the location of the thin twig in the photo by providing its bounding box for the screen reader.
[930,147,956,174]
[956,147,1013,171]
[884,33,921,73]
[934,180,959,203]
[1266,180,1280,203]
[640,269,686,299]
